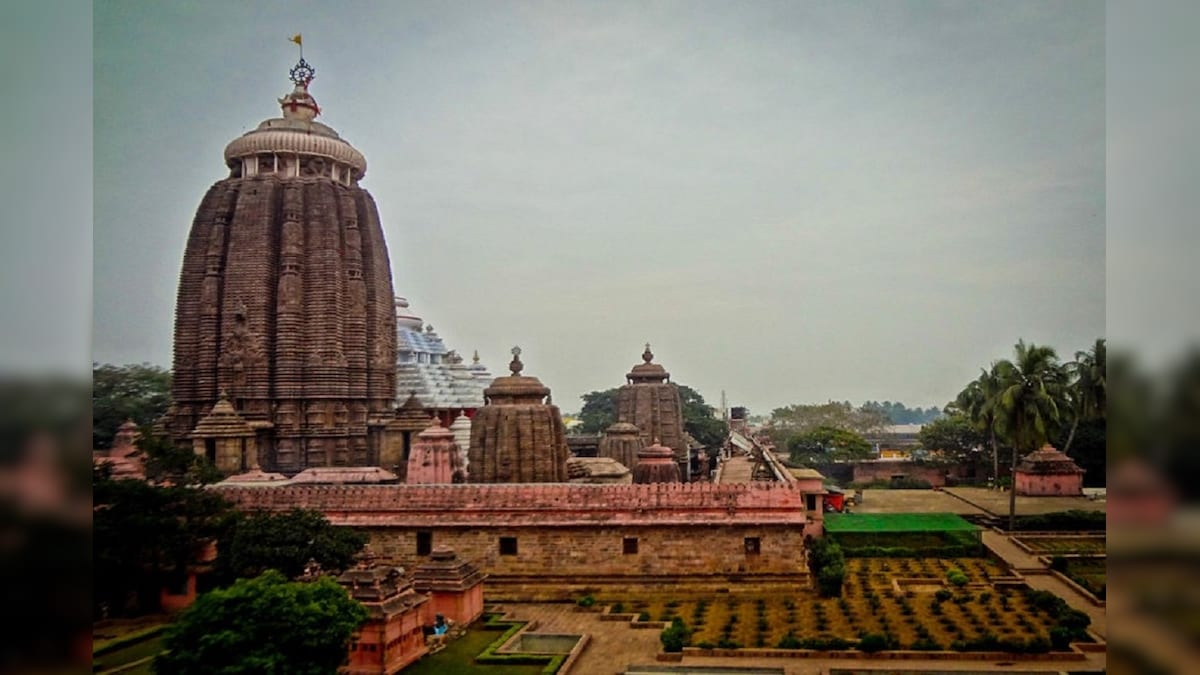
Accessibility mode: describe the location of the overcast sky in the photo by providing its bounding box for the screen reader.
[93,1,1104,414]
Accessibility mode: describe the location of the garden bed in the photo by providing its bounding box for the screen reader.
[1011,534,1106,556]
[598,558,1095,653]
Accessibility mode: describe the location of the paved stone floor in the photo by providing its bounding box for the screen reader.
[941,487,1105,517]
[716,454,757,484]
[850,489,985,515]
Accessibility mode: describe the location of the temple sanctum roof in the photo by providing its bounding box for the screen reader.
[394,297,492,410]
[1015,444,1086,475]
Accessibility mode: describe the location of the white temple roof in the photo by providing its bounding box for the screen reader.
[395,297,492,410]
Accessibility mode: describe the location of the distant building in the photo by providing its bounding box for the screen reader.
[865,423,924,456]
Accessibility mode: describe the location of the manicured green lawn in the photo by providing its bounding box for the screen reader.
[403,624,548,675]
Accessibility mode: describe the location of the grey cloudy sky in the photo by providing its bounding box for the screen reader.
[93,1,1104,414]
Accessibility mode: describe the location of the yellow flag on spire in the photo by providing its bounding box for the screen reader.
[290,34,302,45]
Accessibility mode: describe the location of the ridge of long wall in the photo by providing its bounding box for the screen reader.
[216,481,809,526]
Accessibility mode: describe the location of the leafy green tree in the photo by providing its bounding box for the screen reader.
[153,570,366,675]
[995,340,1069,529]
[577,388,620,434]
[1062,338,1106,456]
[917,414,984,464]
[787,426,871,464]
[93,362,172,449]
[953,363,1008,484]
[215,509,367,583]
[94,471,236,616]
[676,384,728,448]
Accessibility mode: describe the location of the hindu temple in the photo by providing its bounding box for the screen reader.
[467,347,570,483]
[617,344,689,479]
[632,441,682,484]
[165,55,399,473]
[1014,443,1085,496]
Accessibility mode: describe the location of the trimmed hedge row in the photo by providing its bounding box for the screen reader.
[840,544,981,558]
[474,615,567,674]
[1010,510,1106,532]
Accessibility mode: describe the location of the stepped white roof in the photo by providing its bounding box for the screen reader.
[394,297,492,410]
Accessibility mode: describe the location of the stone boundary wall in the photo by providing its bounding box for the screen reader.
[367,523,809,596]
[216,482,809,527]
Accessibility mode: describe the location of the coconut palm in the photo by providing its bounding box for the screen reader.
[995,340,1069,530]
[954,363,1007,485]
[1062,338,1106,456]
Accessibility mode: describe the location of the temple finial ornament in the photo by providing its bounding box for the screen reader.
[642,343,654,364]
[473,350,480,365]
[509,346,524,375]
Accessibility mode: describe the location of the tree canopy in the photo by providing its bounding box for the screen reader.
[786,426,872,464]
[153,570,367,675]
[860,401,942,425]
[215,509,367,584]
[767,401,888,446]
[94,470,236,617]
[93,362,172,449]
[916,414,984,464]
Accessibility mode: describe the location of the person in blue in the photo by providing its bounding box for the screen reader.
[433,614,448,636]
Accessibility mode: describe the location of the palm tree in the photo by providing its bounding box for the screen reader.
[1062,338,1106,456]
[995,340,1069,530]
[954,363,1007,486]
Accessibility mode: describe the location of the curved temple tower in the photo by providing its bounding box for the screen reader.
[616,344,689,479]
[165,56,398,473]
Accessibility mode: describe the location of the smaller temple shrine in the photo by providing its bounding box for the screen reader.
[406,419,465,484]
[337,549,430,675]
[597,421,643,471]
[617,344,689,480]
[411,546,487,627]
[632,441,681,484]
[189,392,258,475]
[1014,444,1085,496]
[93,420,146,481]
[468,347,570,483]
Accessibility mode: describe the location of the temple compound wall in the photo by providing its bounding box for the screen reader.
[218,482,816,600]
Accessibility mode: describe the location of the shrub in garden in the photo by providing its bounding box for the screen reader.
[946,569,969,587]
[1049,556,1069,573]
[716,637,742,649]
[934,589,952,602]
[660,617,690,652]
[611,602,624,614]
[576,594,595,608]
[818,563,847,597]
[776,632,802,649]
[910,637,943,651]
[858,633,890,653]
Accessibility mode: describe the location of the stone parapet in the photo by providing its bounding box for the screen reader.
[215,481,809,527]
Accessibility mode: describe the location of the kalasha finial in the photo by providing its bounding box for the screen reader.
[473,350,480,365]
[642,343,654,364]
[509,346,524,375]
